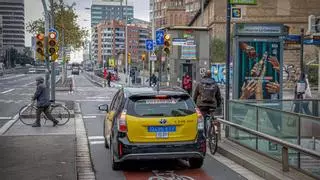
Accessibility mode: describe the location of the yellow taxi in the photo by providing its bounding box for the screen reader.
[99,87,206,170]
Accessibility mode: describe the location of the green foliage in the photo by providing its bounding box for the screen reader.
[26,0,87,49]
[211,38,227,63]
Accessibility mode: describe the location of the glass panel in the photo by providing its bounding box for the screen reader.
[300,116,320,177]
[229,127,257,150]
[257,107,299,140]
[229,101,257,150]
[229,101,257,130]
[300,152,320,178]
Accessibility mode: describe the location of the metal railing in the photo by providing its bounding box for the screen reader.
[217,118,320,172]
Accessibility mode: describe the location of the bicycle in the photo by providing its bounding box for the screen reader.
[148,170,194,180]
[19,101,71,126]
[204,108,220,155]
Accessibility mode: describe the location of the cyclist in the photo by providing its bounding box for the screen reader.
[193,70,222,131]
[31,76,59,127]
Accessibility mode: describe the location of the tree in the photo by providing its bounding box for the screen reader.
[26,0,87,49]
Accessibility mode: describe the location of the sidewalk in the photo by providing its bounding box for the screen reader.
[0,103,93,180]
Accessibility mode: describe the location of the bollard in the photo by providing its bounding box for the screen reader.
[282,146,289,172]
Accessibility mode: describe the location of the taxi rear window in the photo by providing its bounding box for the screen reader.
[127,95,196,117]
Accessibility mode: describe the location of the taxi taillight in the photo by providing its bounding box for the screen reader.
[195,108,204,130]
[117,110,127,132]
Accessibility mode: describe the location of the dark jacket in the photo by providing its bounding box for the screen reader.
[33,83,50,107]
[193,78,222,108]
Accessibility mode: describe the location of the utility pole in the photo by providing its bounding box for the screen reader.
[151,0,155,74]
[125,0,128,85]
[50,0,55,102]
[300,28,305,79]
[318,47,320,95]
[41,0,50,94]
[225,0,231,137]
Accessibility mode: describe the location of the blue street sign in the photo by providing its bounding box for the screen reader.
[145,39,153,51]
[49,28,59,39]
[156,30,164,46]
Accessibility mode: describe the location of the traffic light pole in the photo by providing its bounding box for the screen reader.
[225,0,231,137]
[50,0,56,102]
[41,0,50,94]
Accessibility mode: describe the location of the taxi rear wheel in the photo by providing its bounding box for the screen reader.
[189,158,204,169]
[110,142,122,170]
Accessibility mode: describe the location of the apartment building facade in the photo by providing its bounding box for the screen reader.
[91,20,151,65]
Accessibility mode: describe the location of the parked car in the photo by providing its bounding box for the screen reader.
[99,87,206,170]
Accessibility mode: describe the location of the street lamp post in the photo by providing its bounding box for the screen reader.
[125,0,129,86]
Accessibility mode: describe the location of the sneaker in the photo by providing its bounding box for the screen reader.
[32,123,41,127]
[53,120,59,127]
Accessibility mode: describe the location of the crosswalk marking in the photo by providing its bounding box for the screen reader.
[1,88,15,94]
[88,136,105,145]
[83,115,97,119]
[88,136,104,140]
[0,117,12,120]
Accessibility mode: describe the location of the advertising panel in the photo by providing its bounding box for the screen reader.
[237,41,281,100]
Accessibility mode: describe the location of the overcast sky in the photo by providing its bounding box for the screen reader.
[24,0,150,47]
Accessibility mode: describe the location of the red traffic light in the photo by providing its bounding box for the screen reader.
[36,33,44,40]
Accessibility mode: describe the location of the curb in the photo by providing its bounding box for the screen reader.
[74,103,96,180]
[0,113,19,135]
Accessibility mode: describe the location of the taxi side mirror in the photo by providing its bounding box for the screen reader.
[98,104,109,112]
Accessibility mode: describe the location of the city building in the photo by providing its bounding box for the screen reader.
[184,0,200,23]
[0,16,3,62]
[0,0,24,53]
[91,20,151,66]
[149,0,188,29]
[91,0,134,27]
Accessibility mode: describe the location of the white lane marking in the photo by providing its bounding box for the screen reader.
[23,81,35,87]
[75,100,111,102]
[88,136,104,140]
[83,114,105,116]
[86,96,111,99]
[0,117,12,120]
[83,115,97,119]
[1,89,15,94]
[0,114,19,135]
[89,141,105,145]
[0,74,24,80]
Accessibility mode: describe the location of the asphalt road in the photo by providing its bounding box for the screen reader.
[0,73,40,127]
[71,73,249,180]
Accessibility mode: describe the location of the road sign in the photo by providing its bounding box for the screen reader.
[145,39,153,51]
[49,28,58,40]
[230,0,257,5]
[156,30,164,46]
[231,7,242,19]
[150,52,157,61]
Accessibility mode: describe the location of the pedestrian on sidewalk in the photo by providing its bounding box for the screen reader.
[31,76,59,127]
[107,72,111,87]
[182,73,192,95]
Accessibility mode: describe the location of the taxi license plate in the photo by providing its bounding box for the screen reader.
[156,132,169,138]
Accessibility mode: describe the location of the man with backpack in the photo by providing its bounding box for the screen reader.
[193,70,222,117]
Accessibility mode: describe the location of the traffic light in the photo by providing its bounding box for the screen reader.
[128,52,131,64]
[48,32,58,60]
[164,34,171,55]
[141,52,146,61]
[36,33,45,61]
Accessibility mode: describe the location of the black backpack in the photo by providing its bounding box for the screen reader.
[199,82,217,103]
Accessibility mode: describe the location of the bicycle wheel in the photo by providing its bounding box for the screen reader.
[208,123,218,155]
[19,104,37,125]
[50,105,70,125]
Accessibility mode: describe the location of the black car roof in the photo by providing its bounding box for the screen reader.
[123,86,188,97]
